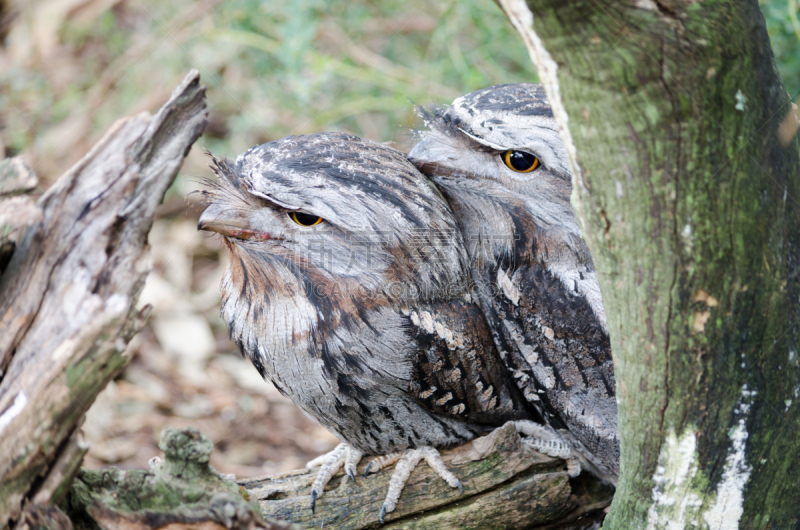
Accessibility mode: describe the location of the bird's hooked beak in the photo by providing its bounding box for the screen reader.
[198,203,268,241]
[408,139,470,180]
[409,157,459,179]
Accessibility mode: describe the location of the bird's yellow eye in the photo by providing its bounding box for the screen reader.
[503,150,541,173]
[289,212,323,226]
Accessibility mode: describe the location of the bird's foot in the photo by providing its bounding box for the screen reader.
[513,420,581,477]
[305,443,363,512]
[372,446,463,524]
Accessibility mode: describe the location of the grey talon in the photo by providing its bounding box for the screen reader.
[379,505,387,525]
[347,466,357,482]
[364,461,374,477]
[456,479,464,495]
[310,489,318,513]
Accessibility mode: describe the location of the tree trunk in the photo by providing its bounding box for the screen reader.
[0,70,208,529]
[496,0,800,527]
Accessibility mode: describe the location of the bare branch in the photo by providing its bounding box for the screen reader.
[0,70,208,528]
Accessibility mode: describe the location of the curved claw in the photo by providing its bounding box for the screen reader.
[456,479,463,495]
[364,460,374,477]
[379,504,387,525]
[347,466,357,483]
[306,443,359,513]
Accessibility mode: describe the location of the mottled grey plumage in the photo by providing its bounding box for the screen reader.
[197,132,533,518]
[409,84,619,483]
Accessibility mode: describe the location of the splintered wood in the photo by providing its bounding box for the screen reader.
[0,70,208,528]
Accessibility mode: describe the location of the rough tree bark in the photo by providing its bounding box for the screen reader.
[496,0,800,527]
[0,70,208,529]
[69,428,288,530]
[0,157,41,274]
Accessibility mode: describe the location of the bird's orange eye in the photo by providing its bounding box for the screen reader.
[289,212,323,226]
[503,150,541,173]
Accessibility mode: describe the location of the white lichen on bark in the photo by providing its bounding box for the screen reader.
[0,392,27,434]
[701,420,749,529]
[645,385,753,529]
[702,387,754,529]
[645,428,704,529]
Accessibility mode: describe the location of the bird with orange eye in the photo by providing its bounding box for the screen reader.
[410,84,619,485]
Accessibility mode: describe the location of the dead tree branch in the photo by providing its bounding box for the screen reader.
[0,70,208,528]
[248,422,612,529]
[68,424,612,530]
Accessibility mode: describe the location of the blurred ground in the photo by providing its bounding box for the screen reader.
[1,0,797,478]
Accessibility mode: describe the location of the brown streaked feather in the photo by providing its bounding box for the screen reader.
[407,298,534,426]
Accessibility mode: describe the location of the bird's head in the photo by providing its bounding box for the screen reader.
[408,84,586,258]
[198,132,471,308]
[409,84,572,204]
[408,84,604,329]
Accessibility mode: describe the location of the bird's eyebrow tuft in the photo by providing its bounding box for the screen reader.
[416,105,498,155]
[456,128,506,152]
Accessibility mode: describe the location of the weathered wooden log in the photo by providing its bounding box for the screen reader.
[244,422,612,529]
[0,70,208,529]
[68,424,612,530]
[0,157,41,274]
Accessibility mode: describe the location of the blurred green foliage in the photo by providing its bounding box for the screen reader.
[201,0,538,152]
[0,0,537,181]
[761,0,800,98]
[0,0,796,185]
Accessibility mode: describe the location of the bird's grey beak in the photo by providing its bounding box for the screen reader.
[408,141,459,179]
[407,141,430,172]
[197,203,249,236]
[409,157,433,176]
[408,156,458,179]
